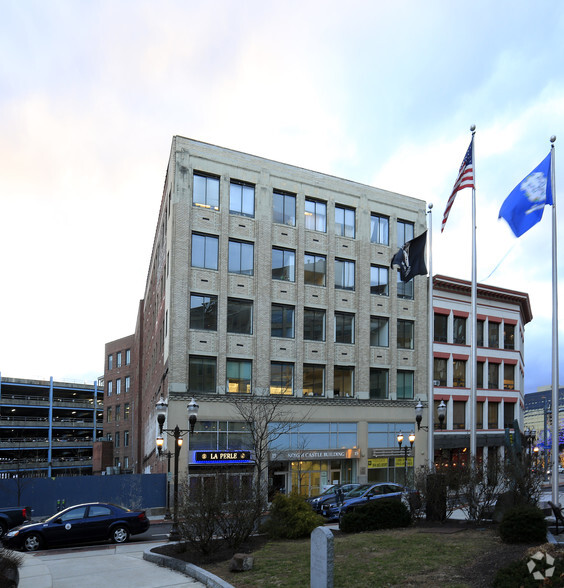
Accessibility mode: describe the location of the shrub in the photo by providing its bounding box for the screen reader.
[493,554,564,587]
[262,493,325,539]
[499,505,547,544]
[340,498,411,533]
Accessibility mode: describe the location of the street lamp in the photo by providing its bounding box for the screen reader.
[397,432,415,485]
[155,396,199,541]
[415,400,446,431]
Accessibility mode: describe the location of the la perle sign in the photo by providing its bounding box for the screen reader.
[194,450,252,464]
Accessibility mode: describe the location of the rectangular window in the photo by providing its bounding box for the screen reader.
[272,248,295,282]
[115,431,120,448]
[116,351,122,367]
[335,205,355,238]
[370,316,389,347]
[453,360,466,387]
[271,304,295,338]
[477,320,484,346]
[488,322,499,348]
[304,253,326,286]
[190,294,218,330]
[107,407,112,423]
[434,358,447,386]
[370,214,389,245]
[304,308,325,341]
[125,349,131,365]
[397,274,414,300]
[106,381,113,397]
[335,258,355,290]
[116,379,121,395]
[488,402,499,429]
[115,405,121,422]
[453,401,466,429]
[370,265,389,296]
[335,312,354,344]
[477,402,484,429]
[504,323,515,350]
[453,317,466,344]
[108,354,113,371]
[124,403,130,420]
[270,362,294,395]
[193,172,220,210]
[227,298,253,334]
[124,376,130,393]
[504,364,515,390]
[124,430,130,447]
[229,181,255,218]
[191,233,218,270]
[189,356,217,394]
[370,368,388,399]
[488,362,499,389]
[334,366,354,397]
[228,240,254,275]
[477,362,484,388]
[397,319,414,349]
[434,314,448,342]
[504,403,515,428]
[397,220,414,247]
[397,371,414,399]
[273,190,296,226]
[303,365,325,397]
[226,359,252,394]
[305,198,326,232]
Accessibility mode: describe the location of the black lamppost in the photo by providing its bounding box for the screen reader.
[161,450,173,520]
[397,432,415,484]
[415,400,446,430]
[156,396,199,541]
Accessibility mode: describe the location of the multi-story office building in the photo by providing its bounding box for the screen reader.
[102,335,138,473]
[0,376,103,477]
[115,136,429,495]
[523,387,564,457]
[432,275,532,467]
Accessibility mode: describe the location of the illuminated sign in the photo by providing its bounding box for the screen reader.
[194,450,252,465]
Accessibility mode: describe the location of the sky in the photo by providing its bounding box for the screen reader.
[1,0,564,394]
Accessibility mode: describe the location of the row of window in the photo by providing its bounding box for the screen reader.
[106,403,130,422]
[189,355,412,399]
[106,377,131,397]
[190,294,414,347]
[107,349,131,371]
[432,399,515,430]
[106,430,130,448]
[193,171,412,246]
[434,314,516,350]
[433,358,516,390]
[193,234,413,296]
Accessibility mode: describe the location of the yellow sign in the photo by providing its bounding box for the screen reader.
[394,457,414,467]
[367,458,388,469]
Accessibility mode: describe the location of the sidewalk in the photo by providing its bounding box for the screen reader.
[17,541,206,588]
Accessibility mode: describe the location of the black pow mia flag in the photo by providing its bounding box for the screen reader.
[390,231,428,282]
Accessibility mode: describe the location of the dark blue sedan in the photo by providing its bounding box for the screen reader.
[2,502,150,552]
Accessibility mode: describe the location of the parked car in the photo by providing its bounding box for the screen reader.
[547,465,564,475]
[0,506,31,538]
[321,483,410,521]
[306,483,361,513]
[2,502,149,552]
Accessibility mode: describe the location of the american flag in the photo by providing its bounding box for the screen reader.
[441,138,474,232]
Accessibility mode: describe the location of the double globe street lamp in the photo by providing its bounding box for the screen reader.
[397,431,415,484]
[155,396,199,541]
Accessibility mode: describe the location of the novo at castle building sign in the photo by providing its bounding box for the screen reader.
[194,450,252,465]
[270,448,360,461]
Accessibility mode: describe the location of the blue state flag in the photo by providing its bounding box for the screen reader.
[499,152,552,237]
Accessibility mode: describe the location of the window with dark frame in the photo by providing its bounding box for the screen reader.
[335,258,355,290]
[370,265,389,296]
[226,359,252,394]
[272,247,295,282]
[304,308,325,341]
[303,364,325,397]
[370,213,389,245]
[397,319,414,349]
[227,299,253,334]
[273,190,296,226]
[434,314,448,342]
[191,233,219,270]
[370,316,389,347]
[305,198,327,232]
[370,368,388,399]
[304,253,326,286]
[228,239,254,275]
[335,312,355,344]
[271,304,295,338]
[190,294,218,331]
[189,356,217,394]
[229,181,255,218]
[270,362,294,395]
[334,366,354,397]
[335,205,355,238]
[193,172,220,210]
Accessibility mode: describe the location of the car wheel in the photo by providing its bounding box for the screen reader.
[111,525,129,544]
[23,533,44,552]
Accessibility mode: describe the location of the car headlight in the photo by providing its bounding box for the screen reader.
[5,530,19,538]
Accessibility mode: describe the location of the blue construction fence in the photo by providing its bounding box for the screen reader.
[0,474,166,518]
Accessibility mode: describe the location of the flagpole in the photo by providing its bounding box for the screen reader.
[550,135,559,507]
[470,125,477,463]
[427,203,434,469]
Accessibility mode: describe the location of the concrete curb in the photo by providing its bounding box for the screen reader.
[143,544,235,588]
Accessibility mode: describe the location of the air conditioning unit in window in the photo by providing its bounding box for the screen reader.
[433,380,440,386]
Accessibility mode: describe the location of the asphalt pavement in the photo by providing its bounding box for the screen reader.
[17,540,207,588]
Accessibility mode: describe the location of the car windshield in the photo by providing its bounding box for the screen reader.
[344,484,371,498]
[320,486,336,496]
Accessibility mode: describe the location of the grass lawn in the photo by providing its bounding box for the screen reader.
[199,525,525,588]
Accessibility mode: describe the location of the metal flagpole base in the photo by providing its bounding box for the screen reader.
[168,522,181,542]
